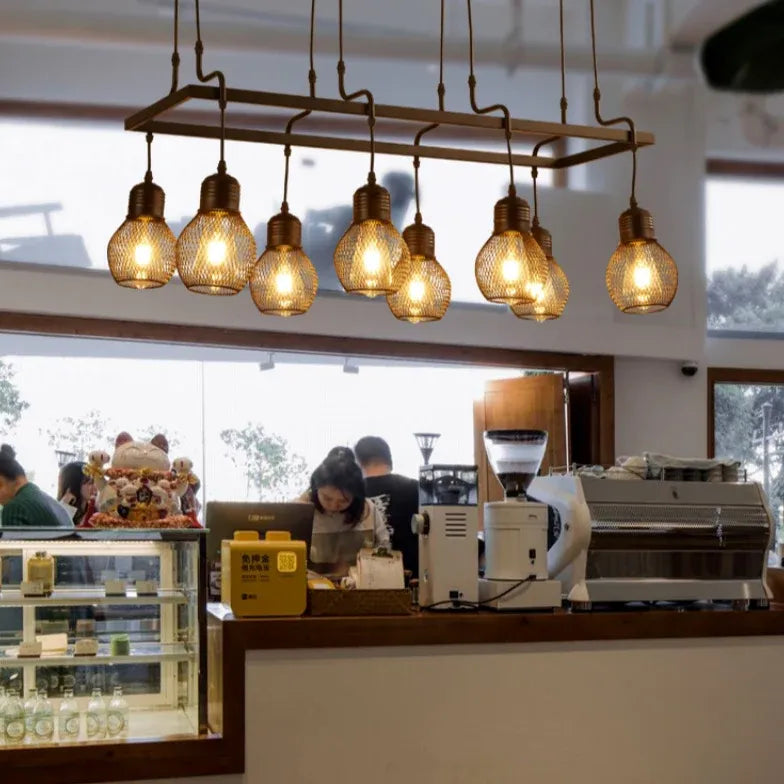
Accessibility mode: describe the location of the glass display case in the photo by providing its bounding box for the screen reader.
[0,528,205,747]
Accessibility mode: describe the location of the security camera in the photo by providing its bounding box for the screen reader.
[681,361,699,378]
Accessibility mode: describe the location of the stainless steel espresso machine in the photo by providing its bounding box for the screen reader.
[529,472,774,609]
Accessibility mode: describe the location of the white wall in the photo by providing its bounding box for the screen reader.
[3,20,782,458]
[615,357,707,458]
[112,637,784,784]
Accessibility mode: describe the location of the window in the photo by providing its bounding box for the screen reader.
[706,173,784,334]
[710,369,784,548]
[0,334,559,507]
[0,116,552,304]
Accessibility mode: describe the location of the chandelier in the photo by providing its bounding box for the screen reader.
[110,0,677,321]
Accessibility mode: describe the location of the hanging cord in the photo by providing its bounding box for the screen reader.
[169,0,180,94]
[337,0,377,178]
[281,0,319,212]
[589,0,637,206]
[466,0,515,192]
[532,0,569,222]
[412,0,447,222]
[194,0,228,172]
[144,132,154,183]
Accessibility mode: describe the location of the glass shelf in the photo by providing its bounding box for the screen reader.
[0,588,189,607]
[0,642,195,667]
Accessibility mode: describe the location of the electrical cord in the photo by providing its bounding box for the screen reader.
[420,575,538,611]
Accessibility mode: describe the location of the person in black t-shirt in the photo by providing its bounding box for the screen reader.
[354,436,420,577]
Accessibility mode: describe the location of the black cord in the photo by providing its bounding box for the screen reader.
[420,575,537,611]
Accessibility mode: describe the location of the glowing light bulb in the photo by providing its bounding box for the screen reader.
[362,241,382,272]
[134,242,152,269]
[632,262,652,290]
[275,268,294,295]
[207,239,227,267]
[408,277,427,303]
[501,256,521,283]
[527,280,544,302]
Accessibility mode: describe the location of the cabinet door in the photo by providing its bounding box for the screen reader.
[473,374,567,522]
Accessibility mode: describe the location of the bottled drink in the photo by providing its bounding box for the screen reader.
[33,692,54,743]
[23,689,38,741]
[107,686,129,739]
[0,686,6,743]
[58,689,80,741]
[86,688,107,740]
[3,690,26,745]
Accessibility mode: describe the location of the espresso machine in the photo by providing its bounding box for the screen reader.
[412,433,479,608]
[478,430,562,610]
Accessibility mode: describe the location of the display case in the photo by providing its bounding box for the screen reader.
[0,528,206,747]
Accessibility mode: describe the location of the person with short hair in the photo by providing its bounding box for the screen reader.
[354,436,420,576]
[0,444,73,527]
[301,449,390,575]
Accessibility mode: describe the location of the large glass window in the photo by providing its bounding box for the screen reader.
[0,335,546,508]
[706,175,784,334]
[713,380,784,546]
[0,116,552,304]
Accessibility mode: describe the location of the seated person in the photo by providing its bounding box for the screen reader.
[0,444,73,527]
[57,460,95,525]
[300,449,389,575]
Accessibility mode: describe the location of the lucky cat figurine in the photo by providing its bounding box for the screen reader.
[83,432,200,528]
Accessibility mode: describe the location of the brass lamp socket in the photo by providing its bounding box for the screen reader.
[532,223,553,258]
[199,170,241,214]
[266,210,303,250]
[619,204,656,244]
[403,220,436,258]
[352,179,392,223]
[127,180,165,221]
[493,192,532,235]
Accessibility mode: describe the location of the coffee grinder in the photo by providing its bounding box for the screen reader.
[478,429,561,610]
[412,433,479,609]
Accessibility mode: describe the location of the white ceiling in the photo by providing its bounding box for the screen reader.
[0,1,764,72]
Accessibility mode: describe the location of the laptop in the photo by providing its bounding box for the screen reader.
[205,501,315,561]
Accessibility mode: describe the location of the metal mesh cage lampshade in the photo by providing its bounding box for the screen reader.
[107,216,176,290]
[176,171,257,295]
[512,257,570,321]
[387,221,451,323]
[107,179,176,289]
[388,256,451,322]
[334,179,410,297]
[606,206,678,314]
[511,225,569,321]
[249,211,318,316]
[475,192,548,305]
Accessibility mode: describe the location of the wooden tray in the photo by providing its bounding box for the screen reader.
[307,588,413,616]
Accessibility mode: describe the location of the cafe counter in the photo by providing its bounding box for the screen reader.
[202,604,784,784]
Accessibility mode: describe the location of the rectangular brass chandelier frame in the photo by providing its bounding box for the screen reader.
[125,84,653,172]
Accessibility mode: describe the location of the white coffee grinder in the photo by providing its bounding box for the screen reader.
[412,434,479,608]
[478,429,561,610]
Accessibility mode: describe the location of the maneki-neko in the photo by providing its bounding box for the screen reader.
[82,432,201,528]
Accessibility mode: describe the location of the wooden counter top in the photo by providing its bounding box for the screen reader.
[211,603,784,650]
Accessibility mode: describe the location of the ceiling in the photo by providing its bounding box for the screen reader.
[0,1,767,77]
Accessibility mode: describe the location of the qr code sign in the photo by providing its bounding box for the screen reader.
[277,551,297,573]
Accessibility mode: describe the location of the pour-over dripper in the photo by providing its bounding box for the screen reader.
[484,429,548,498]
[414,433,440,465]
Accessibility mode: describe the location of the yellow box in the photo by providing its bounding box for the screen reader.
[221,530,307,617]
